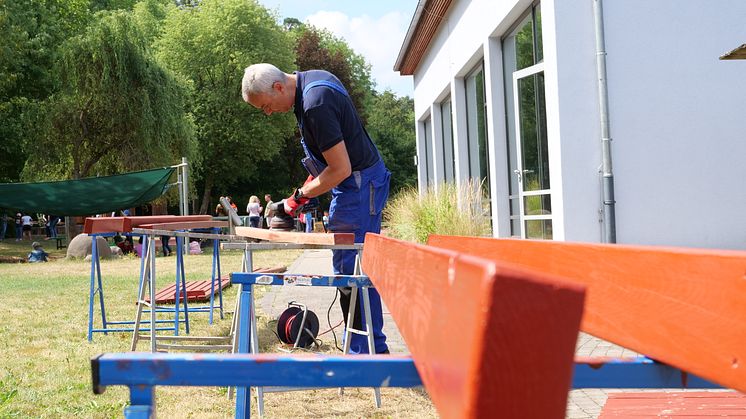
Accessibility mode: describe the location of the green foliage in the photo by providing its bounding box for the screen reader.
[384,179,492,244]
[23,8,197,180]
[0,0,91,182]
[367,91,417,193]
[155,0,296,213]
[295,25,373,121]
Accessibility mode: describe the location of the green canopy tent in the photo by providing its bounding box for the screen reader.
[0,167,175,216]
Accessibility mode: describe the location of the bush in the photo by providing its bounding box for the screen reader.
[383,179,492,243]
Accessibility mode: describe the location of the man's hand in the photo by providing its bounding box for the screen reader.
[283,189,310,217]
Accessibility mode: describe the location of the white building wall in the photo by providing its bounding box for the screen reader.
[409,0,746,250]
[603,0,746,250]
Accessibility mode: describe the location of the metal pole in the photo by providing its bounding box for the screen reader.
[593,0,617,243]
[181,157,189,216]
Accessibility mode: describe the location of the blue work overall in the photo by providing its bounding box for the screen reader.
[299,80,391,354]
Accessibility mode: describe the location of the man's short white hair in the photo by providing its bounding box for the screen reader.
[242,63,287,102]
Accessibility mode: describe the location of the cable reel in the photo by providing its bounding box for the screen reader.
[276,302,320,349]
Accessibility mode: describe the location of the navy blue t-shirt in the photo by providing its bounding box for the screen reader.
[293,70,379,171]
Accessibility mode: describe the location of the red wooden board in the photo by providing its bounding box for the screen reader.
[145,266,286,304]
[600,391,746,417]
[362,233,586,419]
[84,215,213,234]
[145,278,231,304]
[426,235,746,394]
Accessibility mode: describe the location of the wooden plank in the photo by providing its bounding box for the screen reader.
[84,215,212,234]
[361,233,585,419]
[235,227,354,245]
[426,235,746,393]
[137,221,228,231]
[84,217,132,234]
[600,391,746,417]
[147,278,231,304]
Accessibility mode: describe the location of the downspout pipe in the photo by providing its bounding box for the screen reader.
[593,0,617,243]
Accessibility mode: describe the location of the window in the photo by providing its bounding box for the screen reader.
[503,3,551,239]
[423,117,434,185]
[440,98,455,183]
[465,62,492,224]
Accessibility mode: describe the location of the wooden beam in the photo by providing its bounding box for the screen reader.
[83,215,212,234]
[362,233,585,419]
[234,227,354,245]
[137,221,228,231]
[426,235,746,393]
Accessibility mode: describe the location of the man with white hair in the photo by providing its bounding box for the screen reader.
[242,63,391,354]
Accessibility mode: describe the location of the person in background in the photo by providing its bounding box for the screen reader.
[114,235,133,255]
[134,236,144,258]
[189,239,203,255]
[21,213,33,241]
[0,209,8,241]
[161,235,172,257]
[215,197,228,216]
[28,241,49,263]
[242,63,391,354]
[48,215,60,239]
[37,214,49,239]
[263,194,274,228]
[322,211,329,233]
[305,210,314,233]
[14,212,22,241]
[246,195,263,228]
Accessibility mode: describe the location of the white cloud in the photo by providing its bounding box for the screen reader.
[305,10,413,97]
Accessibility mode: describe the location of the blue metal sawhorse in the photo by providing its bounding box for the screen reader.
[87,232,185,341]
[129,227,226,352]
[91,351,721,418]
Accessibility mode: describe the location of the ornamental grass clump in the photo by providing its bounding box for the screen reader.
[384,179,492,243]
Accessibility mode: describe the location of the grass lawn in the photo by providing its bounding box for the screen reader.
[0,237,435,418]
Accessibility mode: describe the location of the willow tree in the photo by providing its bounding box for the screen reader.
[155,0,296,214]
[24,7,196,180]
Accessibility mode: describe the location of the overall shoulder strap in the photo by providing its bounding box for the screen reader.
[303,80,349,97]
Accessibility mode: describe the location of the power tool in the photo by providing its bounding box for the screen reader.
[268,197,319,231]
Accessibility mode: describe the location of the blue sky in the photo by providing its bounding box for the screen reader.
[257,0,418,97]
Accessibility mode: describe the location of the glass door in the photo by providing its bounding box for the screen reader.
[503,3,551,239]
[512,63,551,239]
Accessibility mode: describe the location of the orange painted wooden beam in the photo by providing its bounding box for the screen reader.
[600,391,746,417]
[235,227,354,245]
[362,233,586,419]
[83,215,212,234]
[426,235,746,393]
[137,221,228,231]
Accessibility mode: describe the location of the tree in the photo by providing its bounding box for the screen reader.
[155,0,296,214]
[366,91,417,193]
[23,8,196,180]
[0,0,91,182]
[294,26,372,122]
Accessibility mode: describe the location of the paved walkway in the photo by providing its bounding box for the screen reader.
[257,249,408,354]
[255,249,644,419]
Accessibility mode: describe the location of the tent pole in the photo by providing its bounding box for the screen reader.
[181,157,189,217]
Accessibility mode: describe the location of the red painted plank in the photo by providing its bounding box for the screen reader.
[84,215,212,234]
[426,235,746,393]
[600,391,746,417]
[146,278,231,304]
[362,233,586,419]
